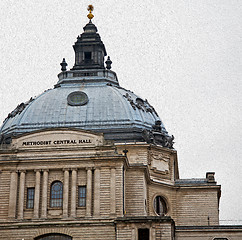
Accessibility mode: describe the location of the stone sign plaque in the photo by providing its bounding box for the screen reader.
[12,129,104,149]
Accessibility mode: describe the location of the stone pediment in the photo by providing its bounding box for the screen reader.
[12,128,105,149]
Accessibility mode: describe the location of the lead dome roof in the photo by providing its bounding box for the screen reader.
[0,20,172,147]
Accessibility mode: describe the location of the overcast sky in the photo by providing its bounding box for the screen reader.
[0,0,241,224]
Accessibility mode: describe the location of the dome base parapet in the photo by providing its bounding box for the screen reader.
[57,69,119,86]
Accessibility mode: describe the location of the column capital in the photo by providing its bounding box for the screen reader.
[71,168,78,171]
[63,168,70,172]
[18,169,26,173]
[41,169,49,172]
[94,167,101,170]
[34,169,41,173]
[86,167,93,171]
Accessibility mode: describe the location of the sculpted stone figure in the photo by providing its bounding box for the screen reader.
[142,121,174,149]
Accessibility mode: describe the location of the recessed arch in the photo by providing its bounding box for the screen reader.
[35,233,72,240]
[213,238,229,240]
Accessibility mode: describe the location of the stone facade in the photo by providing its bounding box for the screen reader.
[0,128,241,239]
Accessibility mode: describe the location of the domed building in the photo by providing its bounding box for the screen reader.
[0,6,241,240]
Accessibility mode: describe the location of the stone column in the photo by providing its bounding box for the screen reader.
[8,171,18,218]
[18,170,26,219]
[93,168,100,217]
[41,170,48,219]
[70,169,77,218]
[63,169,69,218]
[86,168,92,217]
[33,170,41,219]
[110,168,116,215]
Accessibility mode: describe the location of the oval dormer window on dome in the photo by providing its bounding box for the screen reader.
[67,91,89,106]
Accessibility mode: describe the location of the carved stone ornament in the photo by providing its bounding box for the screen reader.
[142,121,174,149]
[123,93,158,116]
[149,151,170,175]
[3,97,34,122]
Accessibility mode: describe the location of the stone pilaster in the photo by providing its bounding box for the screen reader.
[93,167,100,217]
[131,227,136,240]
[33,170,41,219]
[41,170,49,219]
[8,171,18,219]
[150,226,156,240]
[70,169,77,218]
[63,169,69,218]
[18,170,26,219]
[110,167,116,215]
[86,168,92,217]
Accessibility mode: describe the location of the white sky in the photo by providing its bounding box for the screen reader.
[0,0,241,224]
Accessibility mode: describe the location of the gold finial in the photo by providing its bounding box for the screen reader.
[87,5,94,20]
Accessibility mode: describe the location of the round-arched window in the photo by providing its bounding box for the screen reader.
[154,196,167,216]
[50,181,63,207]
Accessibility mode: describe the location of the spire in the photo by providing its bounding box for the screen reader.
[87,5,94,20]
[71,5,107,70]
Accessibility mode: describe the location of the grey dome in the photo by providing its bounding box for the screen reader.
[0,70,166,143]
[0,20,173,147]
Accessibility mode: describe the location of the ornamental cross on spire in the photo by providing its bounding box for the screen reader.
[87,5,94,20]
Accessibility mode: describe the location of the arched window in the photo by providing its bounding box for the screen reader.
[50,181,63,207]
[35,233,72,240]
[154,196,167,216]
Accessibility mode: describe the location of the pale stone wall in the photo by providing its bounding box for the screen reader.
[148,183,177,219]
[0,224,115,240]
[0,171,11,220]
[148,182,220,226]
[176,228,242,240]
[175,188,220,226]
[125,169,147,216]
[115,219,174,240]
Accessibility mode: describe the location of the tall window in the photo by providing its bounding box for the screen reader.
[78,186,86,207]
[26,188,35,209]
[50,181,63,207]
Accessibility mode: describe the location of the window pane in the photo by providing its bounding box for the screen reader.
[78,186,86,207]
[27,188,35,209]
[50,181,63,207]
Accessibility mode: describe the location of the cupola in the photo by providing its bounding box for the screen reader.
[71,5,107,70]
